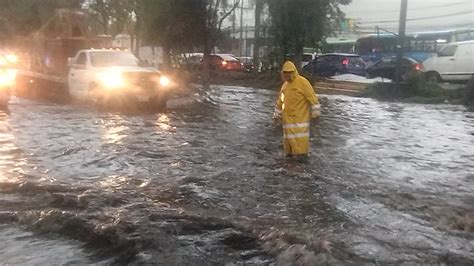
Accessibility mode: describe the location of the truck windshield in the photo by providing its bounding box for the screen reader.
[90,51,140,67]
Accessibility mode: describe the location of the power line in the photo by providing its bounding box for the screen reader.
[345,1,473,14]
[356,24,474,34]
[357,10,474,24]
[410,1,473,11]
[358,23,474,29]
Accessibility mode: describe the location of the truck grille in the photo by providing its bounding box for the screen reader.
[123,72,159,89]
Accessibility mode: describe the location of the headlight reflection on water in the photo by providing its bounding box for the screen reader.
[99,175,128,190]
[0,114,22,183]
[156,114,175,131]
[101,115,128,144]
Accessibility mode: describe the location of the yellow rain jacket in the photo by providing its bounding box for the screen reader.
[274,61,320,155]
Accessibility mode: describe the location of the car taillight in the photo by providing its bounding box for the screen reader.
[222,61,227,66]
[415,64,422,71]
[342,58,349,65]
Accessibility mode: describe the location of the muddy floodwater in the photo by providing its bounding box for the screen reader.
[0,85,473,264]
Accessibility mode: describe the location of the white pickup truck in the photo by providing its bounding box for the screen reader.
[67,49,173,108]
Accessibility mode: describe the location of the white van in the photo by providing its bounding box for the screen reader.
[422,40,474,83]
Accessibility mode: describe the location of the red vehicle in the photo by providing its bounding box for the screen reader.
[209,54,244,71]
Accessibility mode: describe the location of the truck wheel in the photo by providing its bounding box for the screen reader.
[149,96,168,111]
[89,83,109,109]
[0,98,8,110]
[426,72,441,84]
[89,83,99,103]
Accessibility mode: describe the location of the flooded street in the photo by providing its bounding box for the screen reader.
[0,85,473,264]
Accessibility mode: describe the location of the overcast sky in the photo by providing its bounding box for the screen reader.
[341,0,474,33]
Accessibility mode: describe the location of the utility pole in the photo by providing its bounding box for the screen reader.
[231,13,236,33]
[395,0,408,84]
[244,25,248,56]
[239,0,244,57]
[253,0,263,67]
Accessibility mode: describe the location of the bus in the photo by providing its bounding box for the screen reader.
[355,29,474,65]
[322,37,357,54]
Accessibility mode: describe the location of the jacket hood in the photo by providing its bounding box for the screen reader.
[282,61,298,80]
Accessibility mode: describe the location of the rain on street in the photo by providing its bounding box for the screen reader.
[0,85,472,264]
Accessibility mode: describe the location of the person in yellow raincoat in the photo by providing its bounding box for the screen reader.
[273,61,320,158]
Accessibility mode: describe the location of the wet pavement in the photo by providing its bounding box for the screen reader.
[0,85,473,264]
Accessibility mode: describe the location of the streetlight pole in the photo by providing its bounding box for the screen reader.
[253,0,263,67]
[239,0,244,57]
[395,0,408,84]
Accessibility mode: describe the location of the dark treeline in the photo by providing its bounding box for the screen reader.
[0,0,351,70]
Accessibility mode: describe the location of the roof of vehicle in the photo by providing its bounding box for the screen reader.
[182,53,203,57]
[319,53,360,57]
[213,54,239,61]
[361,33,398,39]
[80,49,132,53]
[235,56,252,60]
[371,56,419,65]
[401,57,419,63]
[235,57,253,63]
[444,40,474,46]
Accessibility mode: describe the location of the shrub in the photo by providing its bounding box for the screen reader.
[363,74,464,104]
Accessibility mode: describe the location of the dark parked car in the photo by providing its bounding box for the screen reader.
[366,56,422,80]
[303,53,367,77]
[209,54,245,71]
[179,53,203,70]
[235,57,255,72]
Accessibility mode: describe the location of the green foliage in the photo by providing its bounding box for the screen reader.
[404,74,446,98]
[88,0,137,35]
[0,0,353,73]
[139,0,239,50]
[203,0,240,50]
[87,0,239,70]
[0,0,82,36]
[267,0,352,66]
[140,0,204,49]
[364,74,470,105]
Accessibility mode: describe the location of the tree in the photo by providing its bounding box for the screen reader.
[88,0,136,36]
[136,0,204,68]
[267,0,351,69]
[253,0,264,67]
[200,0,240,83]
[0,0,83,37]
[88,0,110,34]
[203,0,241,52]
[87,0,239,75]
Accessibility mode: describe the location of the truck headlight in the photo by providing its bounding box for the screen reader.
[99,70,124,89]
[0,69,17,87]
[5,54,18,64]
[159,76,171,87]
[0,74,9,87]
